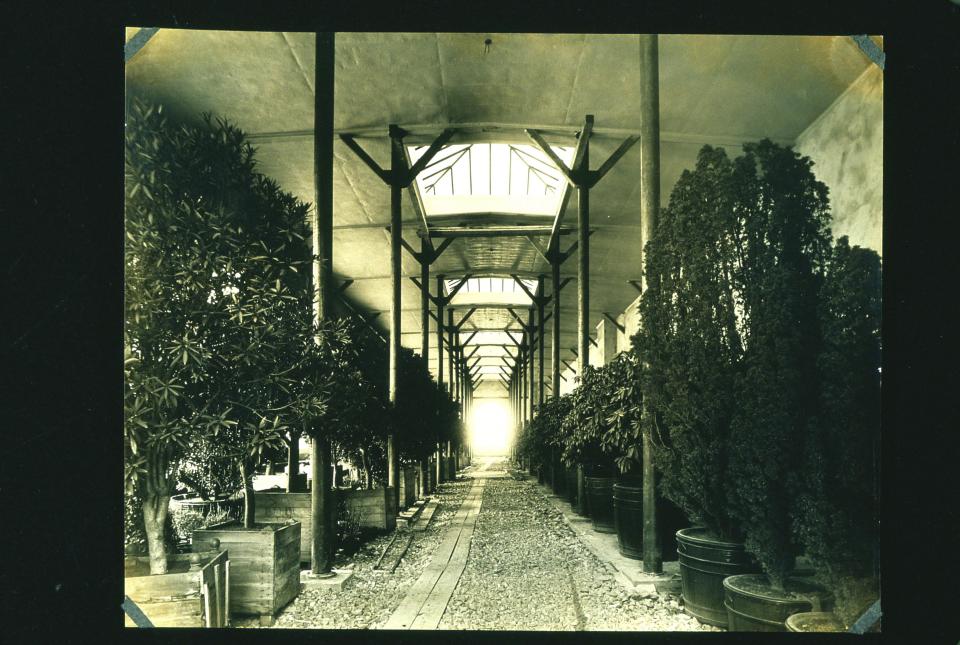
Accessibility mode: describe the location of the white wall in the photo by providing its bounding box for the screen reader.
[795,65,883,255]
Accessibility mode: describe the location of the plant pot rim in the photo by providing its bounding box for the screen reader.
[723,573,832,604]
[676,526,747,549]
[199,520,300,532]
[784,611,846,632]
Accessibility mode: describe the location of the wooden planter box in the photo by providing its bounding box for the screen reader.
[124,550,229,628]
[254,488,396,564]
[342,486,397,531]
[192,521,300,623]
[399,465,417,510]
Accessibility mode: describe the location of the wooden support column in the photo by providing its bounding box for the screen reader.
[528,308,536,420]
[447,308,455,398]
[435,275,444,485]
[386,125,405,512]
[640,33,662,575]
[577,138,590,376]
[310,31,335,577]
[538,276,545,407]
[551,258,561,399]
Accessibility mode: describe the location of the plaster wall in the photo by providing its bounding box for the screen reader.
[795,65,883,255]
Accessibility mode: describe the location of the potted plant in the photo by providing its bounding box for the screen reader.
[125,100,255,575]
[720,140,836,631]
[634,144,761,627]
[559,366,616,531]
[787,238,881,631]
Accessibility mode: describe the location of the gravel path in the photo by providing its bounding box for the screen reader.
[237,458,719,631]
[234,478,473,629]
[438,459,717,631]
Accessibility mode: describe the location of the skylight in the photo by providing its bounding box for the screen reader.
[408,143,575,217]
[443,277,538,307]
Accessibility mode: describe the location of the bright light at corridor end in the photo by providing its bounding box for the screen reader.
[469,399,514,456]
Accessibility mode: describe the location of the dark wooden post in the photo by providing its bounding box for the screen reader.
[577,133,590,377]
[436,275,444,484]
[310,31,335,577]
[538,276,545,407]
[527,308,535,421]
[419,238,431,494]
[640,33,663,574]
[387,124,406,513]
[551,258,561,400]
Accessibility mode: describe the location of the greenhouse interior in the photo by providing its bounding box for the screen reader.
[122,30,883,632]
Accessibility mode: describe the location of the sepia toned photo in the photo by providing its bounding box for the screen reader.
[123,30,882,632]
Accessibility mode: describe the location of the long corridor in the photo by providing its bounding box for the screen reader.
[267,457,712,631]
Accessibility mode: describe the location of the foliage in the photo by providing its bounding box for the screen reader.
[124,489,147,555]
[726,140,832,589]
[170,507,234,544]
[394,348,452,463]
[175,435,243,500]
[793,237,881,622]
[633,144,747,541]
[518,395,572,472]
[635,140,834,587]
[595,352,644,475]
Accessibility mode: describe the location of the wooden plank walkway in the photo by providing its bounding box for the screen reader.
[381,479,486,629]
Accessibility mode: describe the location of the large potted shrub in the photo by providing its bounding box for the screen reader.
[787,237,882,631]
[125,100,255,575]
[634,144,761,627]
[722,141,835,631]
[559,366,616,532]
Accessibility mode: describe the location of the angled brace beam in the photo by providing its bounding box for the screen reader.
[558,277,573,292]
[336,279,354,294]
[524,236,551,264]
[498,356,512,367]
[543,312,553,326]
[503,346,517,361]
[455,308,478,331]
[561,359,577,373]
[445,274,474,301]
[465,346,481,362]
[389,232,421,262]
[571,115,594,173]
[569,347,578,357]
[498,376,510,389]
[430,237,456,263]
[461,329,479,346]
[410,277,441,307]
[510,274,539,303]
[587,135,640,187]
[628,280,643,294]
[406,128,458,182]
[525,129,578,188]
[544,381,553,392]
[338,134,390,183]
[558,373,568,383]
[603,312,626,334]
[559,230,596,262]
[589,336,598,348]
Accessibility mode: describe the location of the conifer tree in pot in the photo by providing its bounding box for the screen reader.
[633,144,760,626]
[789,237,881,629]
[722,141,836,630]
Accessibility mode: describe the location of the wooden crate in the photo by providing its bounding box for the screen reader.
[399,466,417,510]
[192,521,300,622]
[124,550,229,628]
[342,486,397,531]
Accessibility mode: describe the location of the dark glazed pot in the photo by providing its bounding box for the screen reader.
[723,574,833,632]
[675,527,760,628]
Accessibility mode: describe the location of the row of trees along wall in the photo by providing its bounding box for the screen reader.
[124,100,464,575]
[517,140,880,628]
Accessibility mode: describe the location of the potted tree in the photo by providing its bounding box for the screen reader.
[787,238,882,631]
[721,140,836,631]
[559,366,616,531]
[634,144,761,627]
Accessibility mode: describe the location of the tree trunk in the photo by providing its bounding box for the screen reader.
[240,458,255,528]
[142,492,170,575]
[287,430,302,492]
